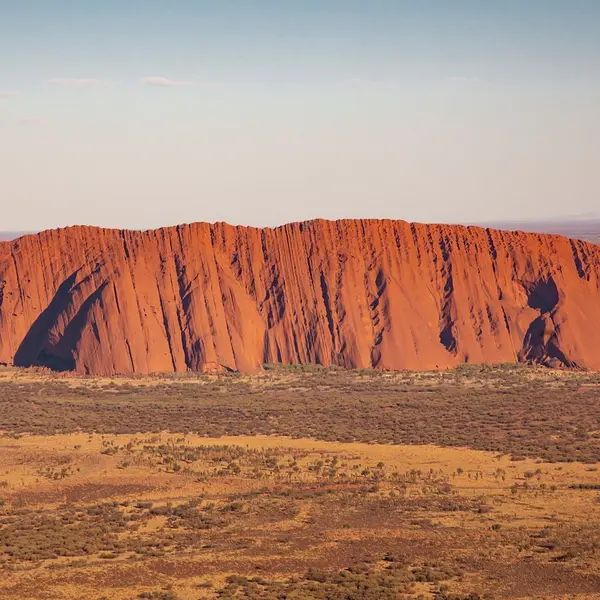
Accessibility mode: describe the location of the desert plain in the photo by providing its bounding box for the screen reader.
[0,364,598,600]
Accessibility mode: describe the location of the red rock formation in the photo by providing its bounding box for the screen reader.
[1,219,599,375]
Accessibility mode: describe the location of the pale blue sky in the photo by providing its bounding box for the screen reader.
[1,1,599,230]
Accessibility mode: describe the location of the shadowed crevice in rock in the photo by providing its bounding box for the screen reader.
[51,281,109,366]
[319,271,336,349]
[14,273,108,372]
[13,271,81,370]
[519,276,575,368]
[438,262,457,355]
[520,315,573,368]
[526,276,559,314]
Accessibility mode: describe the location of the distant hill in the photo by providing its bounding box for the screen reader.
[486,218,600,245]
[0,232,30,241]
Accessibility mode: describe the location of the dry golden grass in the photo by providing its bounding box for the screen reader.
[0,431,599,599]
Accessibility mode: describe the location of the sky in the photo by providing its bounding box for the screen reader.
[0,0,599,231]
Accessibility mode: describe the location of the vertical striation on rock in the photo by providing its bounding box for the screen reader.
[0,219,599,375]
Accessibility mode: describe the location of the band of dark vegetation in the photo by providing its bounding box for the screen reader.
[1,363,599,464]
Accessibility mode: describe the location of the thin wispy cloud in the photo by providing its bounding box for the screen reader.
[0,91,19,98]
[142,76,195,87]
[344,78,375,85]
[447,76,481,82]
[48,78,107,88]
[19,116,45,126]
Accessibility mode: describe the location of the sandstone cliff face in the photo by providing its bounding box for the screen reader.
[0,219,599,375]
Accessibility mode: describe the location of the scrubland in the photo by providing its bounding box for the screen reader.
[0,364,598,599]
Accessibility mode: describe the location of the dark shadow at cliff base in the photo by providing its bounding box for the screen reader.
[13,271,80,372]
